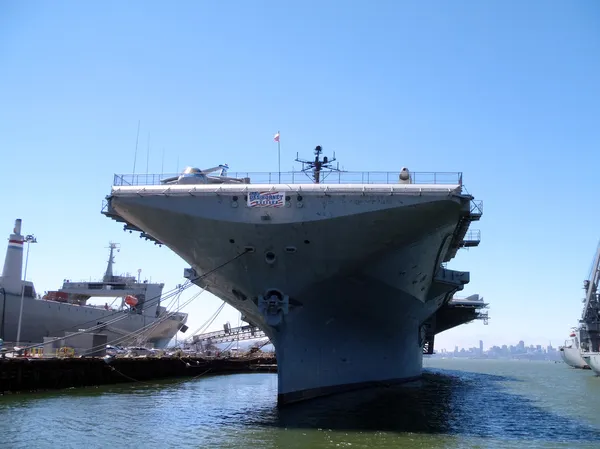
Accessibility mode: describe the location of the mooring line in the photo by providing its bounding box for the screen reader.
[104,361,213,386]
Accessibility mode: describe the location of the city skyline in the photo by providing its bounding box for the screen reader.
[435,324,577,351]
[433,338,563,361]
[437,334,571,353]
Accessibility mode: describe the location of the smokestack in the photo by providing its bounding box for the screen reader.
[1,219,25,294]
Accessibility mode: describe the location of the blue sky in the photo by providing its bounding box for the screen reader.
[1,1,599,350]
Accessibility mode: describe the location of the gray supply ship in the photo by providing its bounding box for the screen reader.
[103,146,486,403]
[0,219,188,348]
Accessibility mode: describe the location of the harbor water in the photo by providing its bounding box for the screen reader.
[1,358,599,448]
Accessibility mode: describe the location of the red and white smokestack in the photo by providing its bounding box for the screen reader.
[1,219,25,294]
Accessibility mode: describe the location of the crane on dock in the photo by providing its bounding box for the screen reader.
[186,323,267,353]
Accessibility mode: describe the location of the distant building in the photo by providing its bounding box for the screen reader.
[433,339,561,361]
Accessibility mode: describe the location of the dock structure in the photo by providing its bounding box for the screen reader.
[0,354,276,394]
[0,298,484,393]
[190,323,266,347]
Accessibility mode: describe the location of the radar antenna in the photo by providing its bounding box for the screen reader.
[295,145,342,184]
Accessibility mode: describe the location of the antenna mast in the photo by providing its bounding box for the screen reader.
[132,120,140,175]
[146,132,150,175]
[295,145,340,184]
[103,242,121,282]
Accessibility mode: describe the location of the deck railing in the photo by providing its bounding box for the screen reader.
[470,200,483,216]
[463,230,481,242]
[112,171,463,187]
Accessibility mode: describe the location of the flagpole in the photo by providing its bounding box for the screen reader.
[277,130,281,183]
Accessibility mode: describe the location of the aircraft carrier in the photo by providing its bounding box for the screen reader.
[0,219,188,349]
[102,145,487,403]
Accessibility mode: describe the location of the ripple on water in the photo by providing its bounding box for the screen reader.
[0,362,599,448]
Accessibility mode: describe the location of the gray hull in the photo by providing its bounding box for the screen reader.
[0,292,183,349]
[582,353,600,375]
[106,179,478,403]
[560,346,589,369]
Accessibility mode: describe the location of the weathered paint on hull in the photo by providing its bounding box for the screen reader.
[108,188,473,402]
[0,292,184,349]
[272,278,429,403]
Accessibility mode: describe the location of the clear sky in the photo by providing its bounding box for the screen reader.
[1,1,599,351]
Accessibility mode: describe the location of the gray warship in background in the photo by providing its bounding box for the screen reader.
[103,145,487,403]
[560,241,600,372]
[0,220,188,349]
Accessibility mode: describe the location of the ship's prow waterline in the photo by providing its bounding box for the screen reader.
[103,159,485,403]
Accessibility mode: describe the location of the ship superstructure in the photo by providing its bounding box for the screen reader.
[0,220,188,349]
[103,145,486,403]
[577,242,600,373]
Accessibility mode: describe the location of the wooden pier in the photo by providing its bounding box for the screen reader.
[0,355,277,394]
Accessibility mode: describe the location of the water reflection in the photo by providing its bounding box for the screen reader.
[1,366,600,448]
[254,370,600,444]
